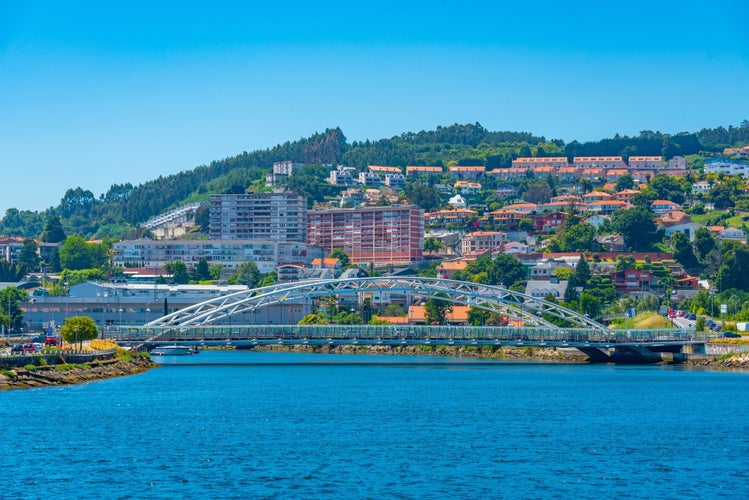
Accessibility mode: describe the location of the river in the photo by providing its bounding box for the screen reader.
[1,351,748,499]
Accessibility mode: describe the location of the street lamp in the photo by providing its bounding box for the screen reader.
[145,307,151,324]
[118,308,124,327]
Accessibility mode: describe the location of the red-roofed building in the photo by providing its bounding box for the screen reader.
[449,165,486,179]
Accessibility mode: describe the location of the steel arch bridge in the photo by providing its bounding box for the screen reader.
[146,277,609,332]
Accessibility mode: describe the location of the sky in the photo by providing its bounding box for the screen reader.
[1,0,748,215]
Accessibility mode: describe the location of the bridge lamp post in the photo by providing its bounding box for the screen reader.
[146,308,150,324]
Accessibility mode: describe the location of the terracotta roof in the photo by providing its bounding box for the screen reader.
[406,165,443,172]
[408,305,470,322]
[438,260,468,270]
[368,165,402,173]
[449,165,486,172]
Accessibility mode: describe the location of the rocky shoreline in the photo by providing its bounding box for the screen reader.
[0,352,157,391]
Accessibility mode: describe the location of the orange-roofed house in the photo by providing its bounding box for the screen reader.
[311,257,342,271]
[485,209,527,227]
[461,231,508,257]
[533,165,556,176]
[583,191,613,203]
[449,165,486,179]
[651,199,681,215]
[556,166,579,182]
[368,165,402,174]
[454,180,482,194]
[586,200,628,215]
[436,260,469,279]
[407,304,471,325]
[406,165,443,177]
[580,168,604,180]
[425,208,477,227]
[511,157,569,169]
[503,202,537,214]
[605,169,628,182]
[615,189,640,203]
[628,156,663,170]
[573,156,625,169]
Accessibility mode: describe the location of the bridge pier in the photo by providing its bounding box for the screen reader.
[576,345,678,364]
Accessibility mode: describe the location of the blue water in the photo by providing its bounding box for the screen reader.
[2,351,749,499]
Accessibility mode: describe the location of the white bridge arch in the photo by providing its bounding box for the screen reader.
[146,277,608,332]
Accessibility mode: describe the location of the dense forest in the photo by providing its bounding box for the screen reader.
[2,121,748,240]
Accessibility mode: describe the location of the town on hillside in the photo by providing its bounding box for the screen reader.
[2,142,749,336]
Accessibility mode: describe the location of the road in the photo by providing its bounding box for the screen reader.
[671,316,696,329]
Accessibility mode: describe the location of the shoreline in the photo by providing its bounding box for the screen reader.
[0,352,157,391]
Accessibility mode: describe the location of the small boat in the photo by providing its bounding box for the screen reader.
[150,345,199,356]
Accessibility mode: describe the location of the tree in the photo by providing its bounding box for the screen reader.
[228,261,262,288]
[424,295,452,325]
[615,174,634,191]
[424,237,442,254]
[0,287,26,333]
[41,215,67,243]
[693,227,717,262]
[165,261,190,284]
[194,206,210,232]
[18,238,40,272]
[58,236,94,270]
[552,221,596,252]
[579,291,601,318]
[610,207,660,251]
[518,218,535,231]
[467,305,489,326]
[194,259,211,281]
[405,184,442,212]
[380,303,406,316]
[329,249,350,268]
[671,232,699,270]
[487,254,526,288]
[60,315,99,350]
[299,311,329,324]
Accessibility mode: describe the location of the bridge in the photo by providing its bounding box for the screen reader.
[108,277,705,363]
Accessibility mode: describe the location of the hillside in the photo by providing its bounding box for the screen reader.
[1,121,748,240]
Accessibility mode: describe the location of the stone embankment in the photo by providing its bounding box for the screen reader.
[247,343,589,362]
[0,353,156,391]
[684,351,749,368]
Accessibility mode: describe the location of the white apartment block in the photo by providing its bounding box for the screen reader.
[573,156,625,169]
[628,156,663,170]
[209,191,307,242]
[704,158,749,177]
[112,239,323,274]
[511,157,569,169]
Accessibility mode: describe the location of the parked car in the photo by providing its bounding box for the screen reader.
[44,335,58,346]
[720,332,742,339]
[11,344,24,355]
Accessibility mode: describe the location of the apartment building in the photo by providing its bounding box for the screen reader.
[511,157,569,169]
[209,190,307,242]
[628,156,663,170]
[573,156,625,169]
[461,231,508,257]
[306,205,424,266]
[112,239,323,274]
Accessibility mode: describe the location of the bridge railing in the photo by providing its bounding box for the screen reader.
[106,324,699,344]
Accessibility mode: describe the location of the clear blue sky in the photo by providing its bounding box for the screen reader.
[1,0,748,215]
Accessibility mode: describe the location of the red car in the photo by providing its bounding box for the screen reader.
[44,336,58,346]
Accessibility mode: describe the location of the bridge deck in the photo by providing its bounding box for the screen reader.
[109,324,704,349]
